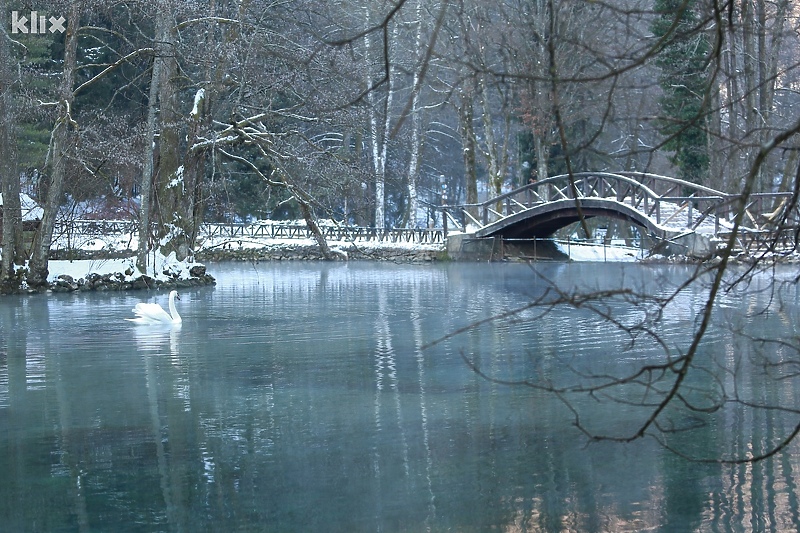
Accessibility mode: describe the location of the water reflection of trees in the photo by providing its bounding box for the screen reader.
[437,263,800,529]
[2,264,800,530]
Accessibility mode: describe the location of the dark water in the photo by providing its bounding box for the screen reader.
[1,261,800,532]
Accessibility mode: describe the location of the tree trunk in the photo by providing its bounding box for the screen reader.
[364,5,398,229]
[137,9,168,272]
[180,5,235,257]
[152,4,184,258]
[183,88,209,257]
[276,168,333,259]
[741,0,762,190]
[27,1,81,288]
[405,0,425,228]
[0,4,24,289]
[459,88,478,224]
[479,73,502,197]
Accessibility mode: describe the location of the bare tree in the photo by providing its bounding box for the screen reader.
[424,0,800,463]
[27,0,82,289]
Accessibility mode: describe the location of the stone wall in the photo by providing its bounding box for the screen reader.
[195,243,446,263]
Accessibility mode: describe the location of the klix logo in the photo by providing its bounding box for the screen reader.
[11,11,66,34]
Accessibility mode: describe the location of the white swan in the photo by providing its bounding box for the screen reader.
[127,290,182,325]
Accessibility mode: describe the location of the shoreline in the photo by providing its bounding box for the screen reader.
[0,242,447,295]
[1,238,795,295]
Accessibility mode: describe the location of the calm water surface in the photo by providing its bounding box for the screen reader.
[1,261,800,532]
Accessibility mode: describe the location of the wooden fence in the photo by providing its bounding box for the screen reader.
[53,220,445,245]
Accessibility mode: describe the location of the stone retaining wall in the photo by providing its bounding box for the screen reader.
[195,243,446,263]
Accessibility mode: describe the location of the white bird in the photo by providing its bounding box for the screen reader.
[127,290,182,325]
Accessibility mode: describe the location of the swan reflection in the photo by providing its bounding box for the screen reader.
[134,323,181,355]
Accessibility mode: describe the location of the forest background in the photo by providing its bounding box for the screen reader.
[1,0,799,289]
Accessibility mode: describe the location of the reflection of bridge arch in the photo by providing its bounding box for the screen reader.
[450,172,794,241]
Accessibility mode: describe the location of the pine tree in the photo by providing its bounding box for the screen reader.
[651,0,711,184]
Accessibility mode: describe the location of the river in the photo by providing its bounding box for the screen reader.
[1,261,799,531]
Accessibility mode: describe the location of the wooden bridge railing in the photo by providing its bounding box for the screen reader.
[446,172,800,236]
[199,223,445,244]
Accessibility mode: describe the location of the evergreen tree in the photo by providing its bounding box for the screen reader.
[651,0,711,184]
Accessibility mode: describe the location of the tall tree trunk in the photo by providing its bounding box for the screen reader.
[757,0,788,195]
[741,0,762,190]
[137,7,169,272]
[479,72,502,197]
[152,4,184,257]
[137,0,183,270]
[364,5,397,229]
[0,3,24,289]
[179,2,235,257]
[27,1,81,288]
[723,15,743,191]
[459,86,478,223]
[707,83,725,192]
[405,0,425,228]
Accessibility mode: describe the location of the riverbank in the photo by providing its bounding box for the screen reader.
[1,252,217,295]
[0,240,447,294]
[2,232,788,295]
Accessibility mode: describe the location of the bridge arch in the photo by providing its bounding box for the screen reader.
[445,171,800,257]
[474,198,663,239]
[456,172,735,240]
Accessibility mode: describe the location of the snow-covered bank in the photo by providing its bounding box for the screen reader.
[0,217,726,295]
[0,252,216,294]
[47,251,210,284]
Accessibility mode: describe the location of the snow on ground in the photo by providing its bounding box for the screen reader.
[30,217,652,285]
[52,231,138,253]
[46,252,204,284]
[555,240,644,262]
[197,234,442,253]
[47,258,137,282]
[0,192,44,221]
[38,236,642,284]
[44,230,443,283]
